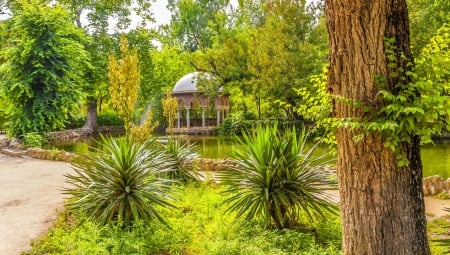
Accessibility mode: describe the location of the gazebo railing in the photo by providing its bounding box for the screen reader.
[175,118,218,128]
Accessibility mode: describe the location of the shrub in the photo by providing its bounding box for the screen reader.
[161,138,200,183]
[219,124,338,229]
[22,132,45,147]
[217,114,250,136]
[97,112,124,126]
[64,136,176,227]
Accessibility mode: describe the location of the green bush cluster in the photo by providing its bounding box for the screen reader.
[219,124,338,229]
[25,183,342,255]
[65,112,124,129]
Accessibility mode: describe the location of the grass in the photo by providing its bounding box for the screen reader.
[24,182,342,255]
[428,215,450,254]
[22,181,450,255]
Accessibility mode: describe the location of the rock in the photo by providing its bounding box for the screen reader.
[423,175,446,196]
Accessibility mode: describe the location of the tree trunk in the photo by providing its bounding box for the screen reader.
[325,1,430,254]
[82,101,98,132]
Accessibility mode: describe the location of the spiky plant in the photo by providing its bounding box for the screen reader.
[219,124,338,229]
[162,138,200,183]
[64,136,176,227]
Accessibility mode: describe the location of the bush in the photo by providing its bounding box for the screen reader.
[217,114,251,136]
[97,112,124,126]
[161,138,200,183]
[64,136,176,227]
[25,183,342,255]
[22,132,45,147]
[219,124,338,229]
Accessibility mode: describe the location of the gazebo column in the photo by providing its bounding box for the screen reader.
[177,109,182,128]
[201,107,206,127]
[216,108,221,126]
[185,106,191,128]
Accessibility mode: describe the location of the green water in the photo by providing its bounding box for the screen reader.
[47,135,450,178]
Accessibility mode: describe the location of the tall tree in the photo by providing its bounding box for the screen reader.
[58,0,156,131]
[325,1,430,254]
[0,0,89,137]
[108,37,140,131]
[163,0,230,51]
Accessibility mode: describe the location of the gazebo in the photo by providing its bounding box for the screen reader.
[170,72,229,134]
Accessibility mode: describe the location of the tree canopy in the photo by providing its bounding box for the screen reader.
[0,0,89,137]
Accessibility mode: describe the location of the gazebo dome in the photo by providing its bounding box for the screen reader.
[173,72,205,94]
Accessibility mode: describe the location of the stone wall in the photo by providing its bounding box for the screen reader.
[47,126,124,142]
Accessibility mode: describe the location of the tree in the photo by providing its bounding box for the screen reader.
[0,0,89,137]
[325,1,438,254]
[407,0,450,54]
[58,0,156,131]
[162,91,179,133]
[163,0,230,51]
[108,37,140,131]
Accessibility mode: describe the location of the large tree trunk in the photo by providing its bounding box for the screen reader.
[325,1,430,254]
[82,101,97,132]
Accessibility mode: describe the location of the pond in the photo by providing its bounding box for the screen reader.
[46,135,450,179]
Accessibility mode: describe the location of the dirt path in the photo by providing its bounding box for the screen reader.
[0,153,74,255]
[0,152,449,255]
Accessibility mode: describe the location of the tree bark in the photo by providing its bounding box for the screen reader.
[82,101,97,132]
[325,1,430,254]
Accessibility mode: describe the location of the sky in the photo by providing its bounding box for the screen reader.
[152,0,171,26]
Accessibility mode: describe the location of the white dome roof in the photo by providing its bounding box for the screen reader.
[173,72,200,93]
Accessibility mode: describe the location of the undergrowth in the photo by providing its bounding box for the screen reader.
[23,182,342,255]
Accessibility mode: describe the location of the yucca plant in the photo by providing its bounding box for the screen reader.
[219,124,338,229]
[162,138,200,183]
[64,136,176,227]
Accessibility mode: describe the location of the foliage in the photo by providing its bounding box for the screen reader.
[162,90,179,133]
[246,0,327,120]
[164,0,230,51]
[97,112,124,126]
[64,136,176,227]
[0,0,89,137]
[21,132,45,147]
[427,216,450,254]
[145,46,192,124]
[219,124,338,229]
[108,37,141,131]
[408,0,450,54]
[129,109,159,143]
[161,138,200,183]
[301,34,450,165]
[217,113,250,136]
[25,183,342,255]
[340,36,450,166]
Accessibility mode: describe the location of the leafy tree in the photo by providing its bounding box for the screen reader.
[58,0,157,131]
[162,90,179,133]
[408,0,450,54]
[0,0,89,137]
[246,0,326,120]
[108,37,140,131]
[146,45,193,123]
[163,0,230,51]
[324,0,449,253]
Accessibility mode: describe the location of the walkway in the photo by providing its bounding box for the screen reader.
[0,153,73,255]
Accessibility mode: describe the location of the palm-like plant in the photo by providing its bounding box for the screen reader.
[162,138,200,183]
[64,136,176,227]
[219,124,338,229]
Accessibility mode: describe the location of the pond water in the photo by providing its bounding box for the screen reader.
[47,135,450,179]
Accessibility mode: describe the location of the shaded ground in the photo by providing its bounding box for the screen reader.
[0,151,449,254]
